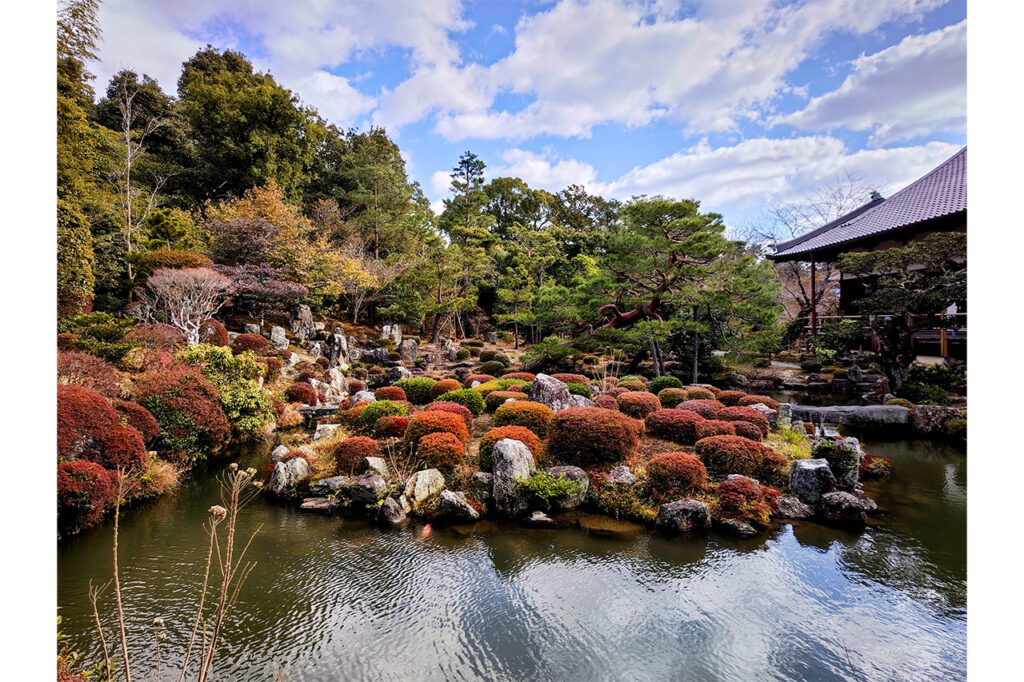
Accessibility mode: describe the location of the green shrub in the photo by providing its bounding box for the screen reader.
[57,312,139,363]
[469,348,482,357]
[800,360,823,373]
[519,471,586,508]
[178,344,272,435]
[393,377,437,404]
[434,388,486,416]
[479,349,510,365]
[456,348,471,360]
[896,382,949,406]
[479,360,508,376]
[566,382,592,399]
[907,361,966,394]
[649,376,683,393]
[886,398,914,408]
[359,400,409,428]
[946,417,967,439]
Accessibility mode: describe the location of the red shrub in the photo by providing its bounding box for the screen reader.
[133,364,231,459]
[551,373,588,385]
[717,406,771,437]
[417,432,466,471]
[347,379,367,393]
[199,319,229,346]
[375,386,407,401]
[605,386,629,398]
[657,388,689,409]
[257,356,282,382]
[645,409,705,445]
[114,400,160,445]
[58,460,115,536]
[738,395,780,411]
[594,395,620,410]
[731,421,764,441]
[493,401,555,438]
[803,422,814,433]
[231,333,270,354]
[315,357,330,368]
[547,407,641,466]
[404,411,470,448]
[463,374,496,387]
[426,401,474,429]
[618,380,646,391]
[694,419,736,440]
[58,333,79,350]
[374,415,409,438]
[716,390,747,406]
[502,372,537,382]
[478,426,543,471]
[57,351,122,399]
[617,391,661,419]
[430,379,463,400]
[123,323,183,351]
[58,385,148,470]
[485,390,528,412]
[676,399,724,419]
[716,476,780,527]
[285,382,317,405]
[647,452,707,502]
[334,436,378,474]
[695,435,787,483]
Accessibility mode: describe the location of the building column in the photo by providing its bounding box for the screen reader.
[810,253,817,338]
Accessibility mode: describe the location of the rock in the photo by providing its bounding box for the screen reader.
[270,325,289,350]
[284,352,299,367]
[911,405,964,437]
[777,403,793,429]
[384,366,413,384]
[608,466,639,486]
[398,339,419,363]
[326,368,347,394]
[438,491,480,524]
[773,496,815,520]
[523,511,556,529]
[819,491,877,527]
[848,364,864,382]
[831,437,864,490]
[441,338,458,362]
[377,497,407,526]
[327,328,349,369]
[567,394,595,408]
[380,324,402,346]
[789,404,910,427]
[790,459,837,504]
[293,305,315,342]
[343,473,386,506]
[400,469,446,512]
[267,458,310,498]
[471,472,494,506]
[748,402,777,427]
[308,476,348,496]
[726,474,761,485]
[716,517,759,537]
[655,500,711,533]
[484,331,497,343]
[528,374,575,412]
[271,444,289,462]
[492,438,537,517]
[243,322,260,335]
[364,457,390,480]
[576,513,644,538]
[299,497,341,513]
[544,466,589,510]
[352,390,376,404]
[314,423,343,441]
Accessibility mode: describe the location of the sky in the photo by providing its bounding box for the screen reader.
[91,0,967,230]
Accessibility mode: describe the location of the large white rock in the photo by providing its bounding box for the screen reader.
[528,374,575,411]
[313,423,343,441]
[267,457,310,498]
[492,438,536,517]
[400,469,446,512]
[270,325,289,350]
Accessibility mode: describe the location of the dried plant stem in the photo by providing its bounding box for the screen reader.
[88,579,113,680]
[176,519,220,682]
[112,477,132,682]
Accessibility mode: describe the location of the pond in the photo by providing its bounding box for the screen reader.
[57,435,966,681]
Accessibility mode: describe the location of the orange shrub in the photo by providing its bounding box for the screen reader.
[403,411,470,448]
[618,380,646,392]
[717,406,771,437]
[695,435,787,483]
[594,395,619,410]
[617,391,661,419]
[644,409,705,445]
[486,390,528,412]
[547,407,641,466]
[731,421,764,441]
[334,436,378,474]
[425,401,474,429]
[493,401,555,438]
[694,419,736,440]
[738,395,780,411]
[374,415,408,438]
[647,452,707,502]
[657,388,689,409]
[430,379,463,400]
[501,372,537,382]
[716,390,747,406]
[676,399,723,419]
[231,333,270,355]
[375,386,407,401]
[685,387,716,401]
[417,432,465,471]
[478,426,542,471]
[551,373,588,385]
[463,373,496,387]
[716,476,780,527]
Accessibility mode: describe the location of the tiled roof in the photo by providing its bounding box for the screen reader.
[770,146,966,260]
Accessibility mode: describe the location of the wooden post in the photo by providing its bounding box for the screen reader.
[809,253,818,339]
[940,312,949,359]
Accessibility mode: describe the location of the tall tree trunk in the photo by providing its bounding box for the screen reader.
[649,333,662,377]
[692,331,700,385]
[372,178,380,260]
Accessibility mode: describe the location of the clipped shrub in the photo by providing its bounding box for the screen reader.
[58,350,122,399]
[738,395,780,411]
[478,426,542,471]
[501,372,537,382]
[347,379,367,393]
[547,407,641,466]
[486,390,528,412]
[617,391,661,419]
[455,349,471,360]
[552,373,589,385]
[716,476,779,527]
[886,398,915,408]
[566,382,593,399]
[257,357,282,382]
[645,409,705,445]
[417,432,466,471]
[605,386,628,399]
[231,333,270,355]
[374,415,409,438]
[375,386,407,401]
[393,377,437,404]
[896,382,950,405]
[472,378,527,396]
[426,401,474,430]
[135,365,231,461]
[731,421,764,442]
[594,395,619,410]
[463,340,484,347]
[403,411,470,448]
[657,388,689,409]
[479,360,508,376]
[618,380,647,392]
[479,349,510,365]
[493,401,555,438]
[694,419,736,440]
[717,406,771,437]
[284,382,317,405]
[177,343,273,435]
[358,400,409,429]
[334,436,378,474]
[114,400,160,445]
[58,460,116,537]
[716,390,747,406]
[469,348,482,357]
[123,323,183,351]
[58,385,148,470]
[434,388,486,416]
[199,319,229,347]
[800,359,823,373]
[650,376,684,393]
[676,399,723,419]
[946,417,967,439]
[619,375,647,384]
[647,452,707,502]
[695,435,787,483]
[685,387,716,401]
[463,373,496,387]
[430,379,463,400]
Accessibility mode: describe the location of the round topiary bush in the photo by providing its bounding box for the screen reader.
[619,375,647,385]
[456,348,471,360]
[493,401,555,438]
[58,350,122,398]
[393,377,437,404]
[485,390,528,412]
[886,398,914,408]
[114,400,160,446]
[650,376,684,393]
[716,476,779,528]
[616,391,661,419]
[675,399,723,419]
[716,390,747,406]
[257,357,282,382]
[605,386,628,399]
[479,349,511,366]
[546,407,641,467]
[199,319,229,347]
[502,372,537,382]
[231,333,270,355]
[58,385,148,470]
[375,386,407,401]
[645,409,705,445]
[334,436,378,474]
[717,406,771,437]
[552,373,589,385]
[731,421,764,442]
[417,432,465,471]
[695,435,787,483]
[618,380,647,392]
[479,360,508,377]
[347,379,367,393]
[403,411,470,448]
[694,419,736,440]
[684,386,716,401]
[285,382,317,405]
[430,378,463,400]
[58,460,116,537]
[374,415,409,438]
[657,388,689,409]
[738,395,780,411]
[647,452,707,502]
[426,401,474,430]
[358,400,409,429]
[594,395,620,410]
[800,359,823,373]
[434,388,486,416]
[566,382,593,399]
[135,365,231,461]
[477,426,542,471]
[463,373,496,387]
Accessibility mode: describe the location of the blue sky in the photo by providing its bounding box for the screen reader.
[93,0,966,231]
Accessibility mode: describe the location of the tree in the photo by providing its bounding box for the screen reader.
[139,268,232,345]
[57,0,101,203]
[439,151,494,247]
[57,199,95,316]
[346,128,414,260]
[837,232,966,391]
[216,264,307,327]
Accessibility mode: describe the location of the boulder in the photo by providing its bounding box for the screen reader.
[243,322,260,335]
[284,351,299,367]
[655,500,711,533]
[384,366,413,384]
[438,491,480,524]
[777,403,793,429]
[352,390,376,404]
[819,491,877,527]
[270,325,289,350]
[400,469,446,512]
[789,404,910,427]
[343,474,387,506]
[608,466,639,486]
[716,517,759,537]
[441,338,458,362]
[492,438,537,517]
[271,444,289,462]
[327,329,349,369]
[308,476,348,496]
[484,331,497,343]
[848,364,864,382]
[299,497,341,514]
[267,458,310,498]
[292,305,315,342]
[362,347,390,366]
[773,496,815,520]
[326,368,347,394]
[380,324,402,345]
[313,423,343,441]
[364,457,390,480]
[471,472,494,506]
[523,511,556,529]
[544,466,589,510]
[911,405,964,437]
[398,339,419,363]
[567,394,595,408]
[790,459,837,504]
[377,497,407,527]
[830,437,864,490]
[748,402,777,427]
[528,374,575,412]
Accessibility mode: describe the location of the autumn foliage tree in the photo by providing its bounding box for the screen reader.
[139,268,232,345]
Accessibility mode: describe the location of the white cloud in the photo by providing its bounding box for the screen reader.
[291,71,377,124]
[779,20,966,145]
[491,148,599,190]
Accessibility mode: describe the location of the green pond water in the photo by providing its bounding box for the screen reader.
[57,435,966,681]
